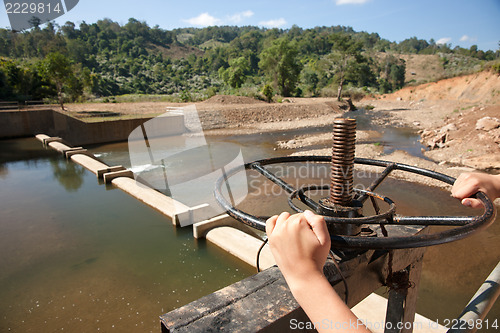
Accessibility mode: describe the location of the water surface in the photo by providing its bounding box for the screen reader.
[0,138,254,332]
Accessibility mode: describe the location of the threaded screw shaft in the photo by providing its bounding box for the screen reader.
[329,118,356,206]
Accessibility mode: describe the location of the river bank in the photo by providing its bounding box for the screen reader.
[60,70,500,189]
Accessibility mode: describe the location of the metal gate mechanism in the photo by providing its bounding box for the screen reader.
[214,118,496,250]
[161,118,498,333]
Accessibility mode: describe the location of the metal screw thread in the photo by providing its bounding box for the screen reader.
[329,118,356,206]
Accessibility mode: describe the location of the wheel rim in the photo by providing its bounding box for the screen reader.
[214,156,496,249]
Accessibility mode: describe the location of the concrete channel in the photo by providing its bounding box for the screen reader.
[34,132,277,269]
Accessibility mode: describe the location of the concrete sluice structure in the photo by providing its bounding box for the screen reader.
[34,133,270,266]
[34,132,448,333]
[34,132,452,333]
[35,134,199,227]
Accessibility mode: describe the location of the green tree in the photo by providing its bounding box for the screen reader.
[389,63,405,90]
[378,55,405,92]
[0,58,44,100]
[38,52,74,110]
[301,64,319,96]
[259,37,303,97]
[218,56,249,88]
[321,33,364,101]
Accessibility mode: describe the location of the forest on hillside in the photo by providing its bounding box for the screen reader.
[1,18,498,106]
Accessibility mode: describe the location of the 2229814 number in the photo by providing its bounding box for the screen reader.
[5,2,62,14]
[441,318,499,330]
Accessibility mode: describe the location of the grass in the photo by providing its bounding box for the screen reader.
[93,94,180,103]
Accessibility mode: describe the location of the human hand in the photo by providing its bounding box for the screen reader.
[265,210,331,287]
[451,172,500,209]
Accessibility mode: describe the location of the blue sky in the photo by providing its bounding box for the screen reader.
[1,0,499,51]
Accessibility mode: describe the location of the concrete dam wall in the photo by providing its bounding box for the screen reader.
[0,109,185,146]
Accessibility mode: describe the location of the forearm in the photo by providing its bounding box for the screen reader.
[286,272,370,333]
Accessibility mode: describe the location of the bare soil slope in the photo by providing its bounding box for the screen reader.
[366,70,500,170]
[381,70,500,104]
[399,54,446,85]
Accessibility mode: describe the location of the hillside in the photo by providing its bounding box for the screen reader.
[399,54,445,85]
[382,69,500,104]
[1,21,497,104]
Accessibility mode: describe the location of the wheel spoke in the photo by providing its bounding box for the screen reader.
[370,196,381,215]
[252,162,321,211]
[357,163,396,203]
[297,191,320,211]
[251,162,296,194]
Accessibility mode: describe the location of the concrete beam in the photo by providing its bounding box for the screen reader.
[63,148,86,158]
[193,214,233,238]
[43,136,62,145]
[103,170,134,183]
[70,154,110,175]
[48,141,72,153]
[193,214,261,239]
[206,226,275,270]
[111,177,190,222]
[34,134,205,227]
[173,203,219,227]
[96,166,127,179]
[35,134,50,143]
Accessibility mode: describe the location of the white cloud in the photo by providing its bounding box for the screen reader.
[184,13,221,26]
[436,37,452,45]
[228,10,254,23]
[184,11,254,26]
[259,18,287,28]
[460,35,477,42]
[335,0,370,5]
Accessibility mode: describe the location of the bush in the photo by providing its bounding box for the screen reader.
[490,62,500,75]
[206,86,218,99]
[180,91,192,102]
[319,86,338,98]
[262,84,274,103]
[341,87,366,101]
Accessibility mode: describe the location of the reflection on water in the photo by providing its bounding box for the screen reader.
[50,159,85,192]
[0,138,254,332]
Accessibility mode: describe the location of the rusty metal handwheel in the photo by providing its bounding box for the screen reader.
[214,156,496,249]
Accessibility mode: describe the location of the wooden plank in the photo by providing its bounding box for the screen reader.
[160,246,427,333]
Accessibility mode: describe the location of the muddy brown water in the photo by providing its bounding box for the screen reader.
[1,128,499,332]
